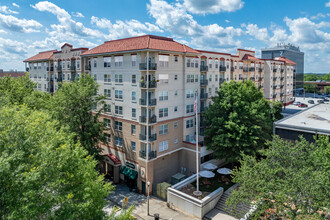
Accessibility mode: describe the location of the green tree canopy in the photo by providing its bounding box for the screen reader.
[49,74,106,159]
[322,73,330,81]
[204,80,273,162]
[0,105,112,219]
[304,83,318,93]
[227,136,330,220]
[270,101,283,122]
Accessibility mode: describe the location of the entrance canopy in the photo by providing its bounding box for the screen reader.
[104,154,121,166]
[120,166,138,180]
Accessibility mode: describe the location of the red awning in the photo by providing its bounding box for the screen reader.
[105,154,121,165]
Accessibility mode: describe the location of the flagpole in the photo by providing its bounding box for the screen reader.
[193,90,202,196]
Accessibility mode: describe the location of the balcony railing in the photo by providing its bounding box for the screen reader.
[280,77,284,80]
[200,65,208,72]
[139,115,157,124]
[281,69,284,73]
[243,68,249,72]
[219,78,225,84]
[239,77,243,80]
[273,68,277,73]
[139,150,157,160]
[280,85,284,89]
[57,77,63,82]
[273,94,277,98]
[200,79,208,86]
[249,67,255,72]
[139,63,157,70]
[258,68,263,72]
[140,81,157,89]
[139,98,157,106]
[200,93,208,100]
[280,93,284,97]
[219,66,226,72]
[57,66,62,71]
[230,67,235,72]
[250,77,255,81]
[85,65,91,71]
[139,133,157,142]
[71,66,76,71]
[47,67,54,71]
[273,77,277,81]
[258,77,262,81]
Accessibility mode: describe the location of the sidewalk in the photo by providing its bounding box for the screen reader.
[133,197,199,220]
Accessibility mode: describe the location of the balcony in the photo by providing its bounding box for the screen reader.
[273,68,277,73]
[139,150,157,160]
[139,133,157,142]
[258,68,263,72]
[250,77,255,81]
[71,66,76,72]
[258,77,262,81]
[281,69,284,73]
[57,77,63,83]
[280,77,284,81]
[258,85,263,90]
[47,67,54,71]
[71,74,78,82]
[219,78,225,84]
[273,94,277,98]
[239,77,243,80]
[280,85,284,89]
[200,93,208,100]
[85,65,91,71]
[230,67,234,72]
[200,79,208,86]
[280,93,284,97]
[139,115,157,124]
[57,66,62,72]
[139,63,157,71]
[140,81,157,89]
[243,68,249,72]
[249,67,255,72]
[273,77,277,81]
[139,98,157,106]
[219,66,226,72]
[200,65,208,72]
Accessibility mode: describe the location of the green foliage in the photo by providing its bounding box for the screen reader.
[322,73,330,81]
[0,75,35,105]
[304,83,318,93]
[270,101,283,122]
[324,86,330,94]
[108,206,135,220]
[227,136,330,220]
[204,80,273,163]
[0,105,113,219]
[304,74,321,81]
[23,90,52,110]
[49,74,106,160]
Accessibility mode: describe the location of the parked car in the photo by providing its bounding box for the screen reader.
[323,98,329,102]
[308,100,314,104]
[293,101,301,106]
[298,103,308,108]
[317,100,324,103]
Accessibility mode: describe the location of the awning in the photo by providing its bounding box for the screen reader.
[120,166,138,180]
[105,154,121,165]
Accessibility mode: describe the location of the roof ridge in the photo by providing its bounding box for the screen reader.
[39,50,57,54]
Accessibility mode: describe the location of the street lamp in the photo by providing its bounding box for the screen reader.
[147,181,150,216]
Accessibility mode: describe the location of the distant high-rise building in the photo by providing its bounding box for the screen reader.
[261,43,304,93]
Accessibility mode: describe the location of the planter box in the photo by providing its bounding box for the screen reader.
[167,174,223,219]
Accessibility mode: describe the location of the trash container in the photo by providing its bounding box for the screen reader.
[154,213,159,220]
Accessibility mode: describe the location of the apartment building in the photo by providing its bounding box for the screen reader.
[24,44,88,93]
[23,35,295,195]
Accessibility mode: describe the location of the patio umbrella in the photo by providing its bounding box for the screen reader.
[217,168,232,175]
[202,163,217,170]
[199,170,215,178]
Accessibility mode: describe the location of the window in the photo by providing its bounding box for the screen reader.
[77,60,80,69]
[159,91,168,101]
[104,104,111,113]
[131,124,136,135]
[104,74,111,83]
[215,75,218,81]
[174,138,178,144]
[186,58,194,68]
[209,74,212,82]
[105,133,111,142]
[186,74,194,83]
[115,106,123,115]
[208,59,212,68]
[104,57,111,67]
[63,61,65,69]
[159,108,168,118]
[174,56,178,62]
[115,90,123,99]
[115,136,123,146]
[185,134,195,142]
[174,75,178,80]
[215,60,219,69]
[194,58,199,68]
[104,118,111,128]
[131,55,136,66]
[131,141,136,151]
[174,106,178,112]
[115,74,123,83]
[104,89,111,98]
[132,75,136,83]
[195,74,198,82]
[186,90,194,98]
[186,104,194,113]
[93,58,97,68]
[174,121,178,128]
[186,119,194,128]
[115,121,122,131]
[159,55,169,67]
[132,91,136,101]
[159,141,168,152]
[174,90,178,96]
[115,56,123,67]
[132,108,136,118]
[159,124,168,135]
[226,61,229,69]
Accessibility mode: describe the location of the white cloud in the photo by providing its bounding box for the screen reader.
[12,3,19,8]
[310,13,326,20]
[326,1,330,7]
[243,24,269,41]
[32,1,101,38]
[0,6,19,14]
[225,20,230,23]
[0,29,6,34]
[0,13,42,33]
[72,12,84,18]
[183,0,244,15]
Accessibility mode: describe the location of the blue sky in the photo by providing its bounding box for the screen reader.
[0,0,329,72]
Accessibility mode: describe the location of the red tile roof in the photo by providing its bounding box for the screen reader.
[242,54,260,61]
[276,57,296,65]
[82,35,199,56]
[105,154,121,165]
[61,43,72,48]
[24,50,57,62]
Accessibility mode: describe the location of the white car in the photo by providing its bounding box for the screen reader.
[293,102,301,106]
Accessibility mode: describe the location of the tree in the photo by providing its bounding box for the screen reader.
[23,90,52,110]
[270,101,283,122]
[324,86,330,94]
[0,105,113,219]
[322,73,330,82]
[227,136,330,220]
[304,83,318,93]
[49,74,106,159]
[204,80,273,163]
[0,75,35,105]
[304,74,320,81]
